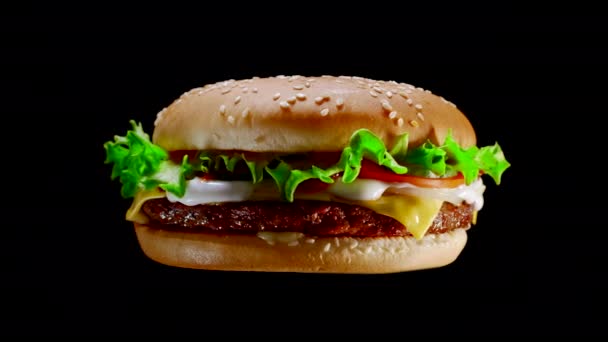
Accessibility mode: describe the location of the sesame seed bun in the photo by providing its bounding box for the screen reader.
[134,223,468,274]
[152,75,476,152]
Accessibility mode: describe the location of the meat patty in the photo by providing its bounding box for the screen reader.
[141,198,473,238]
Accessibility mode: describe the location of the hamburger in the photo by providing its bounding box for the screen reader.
[103,75,510,274]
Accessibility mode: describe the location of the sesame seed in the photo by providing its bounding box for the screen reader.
[242,108,250,118]
[320,108,329,116]
[323,243,331,252]
[219,105,226,114]
[234,96,241,104]
[405,89,413,94]
[287,96,296,104]
[336,97,344,108]
[334,237,340,247]
[293,84,304,90]
[273,93,281,101]
[227,115,235,124]
[381,100,393,112]
[339,75,351,79]
[279,101,290,109]
[414,104,423,110]
[305,238,316,244]
[406,99,413,105]
[242,87,248,94]
[397,118,404,127]
[399,91,409,99]
[308,78,316,82]
[252,87,258,93]
[335,79,344,83]
[373,86,383,93]
[369,90,378,98]
[386,91,393,98]
[296,93,307,101]
[221,88,231,94]
[349,240,359,249]
[305,82,311,88]
[287,241,299,247]
[314,96,324,104]
[417,112,425,121]
[409,120,419,127]
[389,111,397,119]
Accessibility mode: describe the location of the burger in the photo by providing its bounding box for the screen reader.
[103,75,510,274]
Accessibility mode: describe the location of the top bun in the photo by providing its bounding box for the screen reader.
[152,75,476,152]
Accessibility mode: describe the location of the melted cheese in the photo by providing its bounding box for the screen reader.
[126,188,166,224]
[348,196,444,240]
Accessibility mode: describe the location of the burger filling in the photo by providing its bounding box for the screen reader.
[141,198,473,238]
[104,120,510,241]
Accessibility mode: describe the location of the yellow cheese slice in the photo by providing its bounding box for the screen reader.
[126,188,166,224]
[354,196,444,239]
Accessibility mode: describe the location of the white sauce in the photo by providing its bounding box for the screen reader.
[169,176,486,211]
[327,178,390,201]
[166,179,254,206]
[256,232,304,245]
[327,178,486,211]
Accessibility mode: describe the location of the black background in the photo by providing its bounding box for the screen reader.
[2,2,606,337]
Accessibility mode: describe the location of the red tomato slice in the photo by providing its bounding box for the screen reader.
[358,159,465,188]
[295,173,342,194]
[295,179,332,194]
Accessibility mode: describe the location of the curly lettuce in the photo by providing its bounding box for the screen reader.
[103,120,192,198]
[104,121,510,201]
[403,130,510,185]
[265,129,409,201]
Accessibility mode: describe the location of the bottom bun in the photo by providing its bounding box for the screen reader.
[134,223,468,274]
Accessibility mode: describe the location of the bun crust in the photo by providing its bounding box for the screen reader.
[134,223,468,274]
[153,76,476,152]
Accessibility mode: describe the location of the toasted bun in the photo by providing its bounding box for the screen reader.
[134,223,468,274]
[152,75,476,152]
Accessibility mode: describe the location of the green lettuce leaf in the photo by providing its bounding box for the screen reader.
[265,129,409,201]
[103,120,191,198]
[403,141,448,176]
[399,129,511,184]
[192,151,268,184]
[475,143,510,185]
[105,121,511,202]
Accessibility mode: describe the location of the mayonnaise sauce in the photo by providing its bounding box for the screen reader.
[167,177,486,211]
